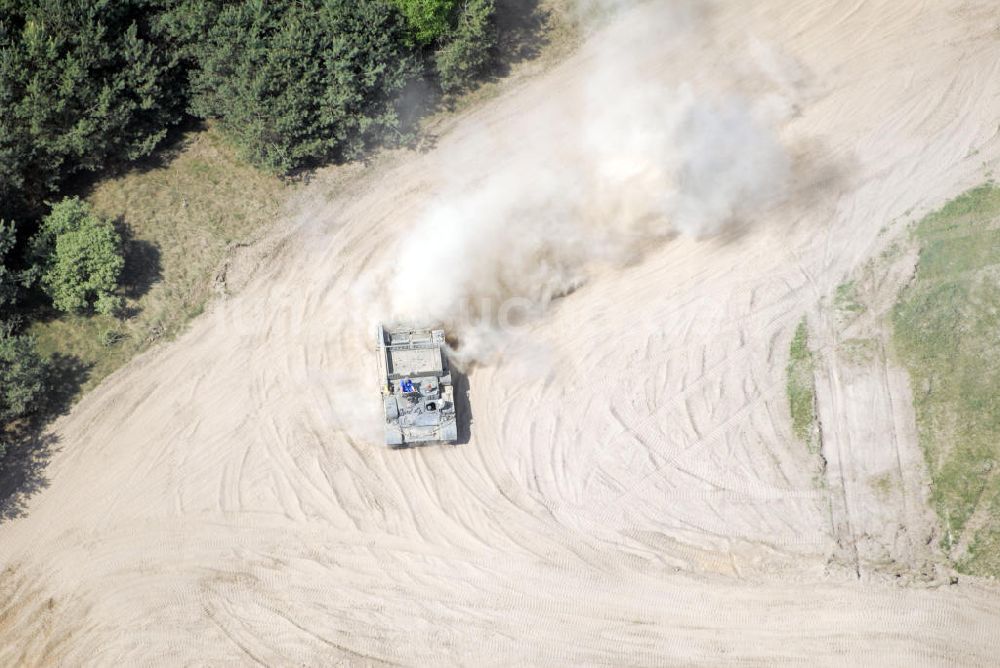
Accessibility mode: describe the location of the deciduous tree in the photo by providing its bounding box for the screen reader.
[33,198,124,316]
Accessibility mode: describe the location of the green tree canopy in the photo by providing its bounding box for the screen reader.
[434,0,496,93]
[0,320,46,461]
[33,197,124,315]
[0,220,25,310]
[0,322,45,425]
[188,0,420,173]
[392,0,457,44]
[0,0,498,199]
[0,0,187,220]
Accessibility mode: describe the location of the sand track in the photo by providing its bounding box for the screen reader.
[3,1,1000,665]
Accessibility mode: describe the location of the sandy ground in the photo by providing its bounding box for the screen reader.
[3,1,1000,665]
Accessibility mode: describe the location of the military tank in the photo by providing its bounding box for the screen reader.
[376,324,458,447]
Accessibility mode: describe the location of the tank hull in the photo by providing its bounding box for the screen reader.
[376,324,458,447]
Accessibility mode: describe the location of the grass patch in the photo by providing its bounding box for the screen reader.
[834,280,864,315]
[839,337,879,366]
[786,317,818,451]
[869,472,894,500]
[30,125,290,397]
[958,489,1000,576]
[892,183,1000,578]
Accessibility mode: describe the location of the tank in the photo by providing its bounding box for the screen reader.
[376,324,458,447]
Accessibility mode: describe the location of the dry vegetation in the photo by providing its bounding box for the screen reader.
[29,126,291,396]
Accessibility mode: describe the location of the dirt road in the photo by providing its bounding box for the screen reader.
[3,1,1000,665]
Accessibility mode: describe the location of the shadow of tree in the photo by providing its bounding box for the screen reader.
[59,118,207,208]
[493,0,551,76]
[116,219,163,301]
[396,77,442,152]
[0,353,90,523]
[0,428,60,523]
[117,118,207,177]
[43,353,93,418]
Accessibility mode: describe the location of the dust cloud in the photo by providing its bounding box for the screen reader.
[386,1,792,359]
